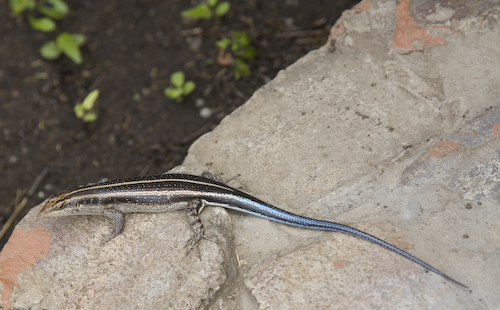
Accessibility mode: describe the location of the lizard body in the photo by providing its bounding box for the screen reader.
[39,172,467,288]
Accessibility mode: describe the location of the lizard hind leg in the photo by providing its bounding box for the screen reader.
[100,209,126,244]
[201,171,241,184]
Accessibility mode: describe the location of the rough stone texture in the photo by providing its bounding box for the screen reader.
[2,204,238,310]
[184,0,499,309]
[2,0,500,309]
[245,232,450,310]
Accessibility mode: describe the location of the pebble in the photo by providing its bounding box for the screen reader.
[199,107,212,119]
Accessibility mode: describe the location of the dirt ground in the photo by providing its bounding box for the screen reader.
[0,0,358,247]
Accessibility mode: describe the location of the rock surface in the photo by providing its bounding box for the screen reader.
[2,0,500,309]
[1,207,237,310]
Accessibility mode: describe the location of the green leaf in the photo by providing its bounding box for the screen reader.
[234,58,250,80]
[170,71,185,88]
[237,46,257,60]
[74,104,85,118]
[215,38,230,50]
[28,16,56,32]
[40,41,62,60]
[10,0,36,16]
[183,81,195,95]
[56,32,82,64]
[38,0,68,20]
[181,4,212,20]
[81,89,99,110]
[164,87,183,100]
[207,0,218,8]
[83,113,97,122]
[203,59,214,67]
[215,2,230,17]
[232,31,250,50]
[71,33,86,46]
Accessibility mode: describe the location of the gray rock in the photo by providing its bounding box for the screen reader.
[3,0,499,309]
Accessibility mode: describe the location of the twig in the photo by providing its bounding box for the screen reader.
[230,83,246,100]
[235,248,247,266]
[180,27,203,36]
[275,30,326,38]
[0,167,49,241]
[28,167,49,197]
[180,120,215,145]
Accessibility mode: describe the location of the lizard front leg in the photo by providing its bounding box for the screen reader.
[185,199,205,250]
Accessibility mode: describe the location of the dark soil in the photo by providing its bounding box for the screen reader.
[0,0,359,247]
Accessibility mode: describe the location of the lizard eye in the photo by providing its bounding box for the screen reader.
[49,197,69,210]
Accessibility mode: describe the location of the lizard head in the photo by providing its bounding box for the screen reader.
[39,191,79,217]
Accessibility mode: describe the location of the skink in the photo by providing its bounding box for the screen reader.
[39,172,467,288]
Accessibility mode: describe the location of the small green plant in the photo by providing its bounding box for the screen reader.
[10,0,69,32]
[164,72,196,103]
[28,15,56,32]
[216,31,256,79]
[74,89,99,122]
[181,0,230,20]
[10,0,85,64]
[40,32,85,64]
